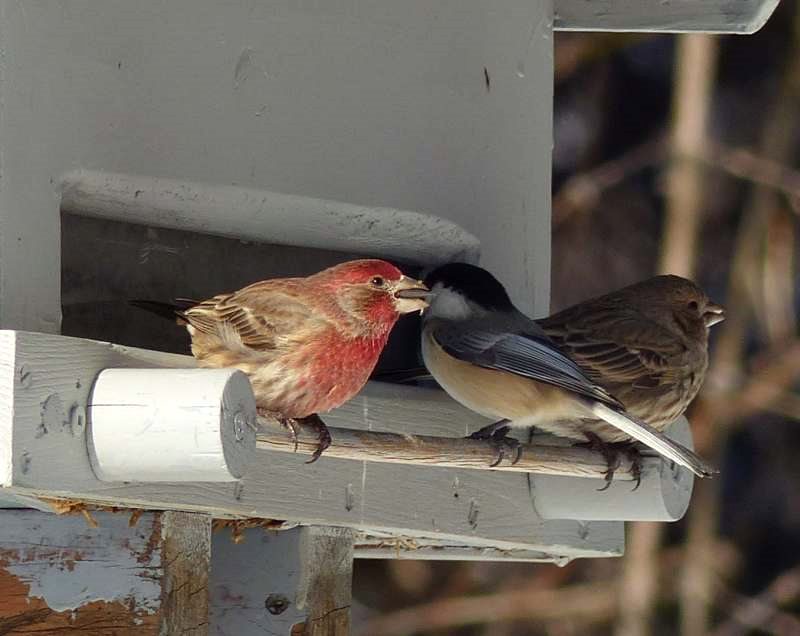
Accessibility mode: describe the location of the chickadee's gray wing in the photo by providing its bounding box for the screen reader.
[432,323,623,409]
[431,322,716,477]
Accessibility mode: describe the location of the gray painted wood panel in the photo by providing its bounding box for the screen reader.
[0,330,623,560]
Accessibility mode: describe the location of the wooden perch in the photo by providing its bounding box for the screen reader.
[256,416,637,480]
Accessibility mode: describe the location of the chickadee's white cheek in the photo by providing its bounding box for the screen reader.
[427,289,471,321]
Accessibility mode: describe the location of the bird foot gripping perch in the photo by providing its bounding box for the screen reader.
[467,420,522,467]
[579,432,643,492]
[259,410,333,464]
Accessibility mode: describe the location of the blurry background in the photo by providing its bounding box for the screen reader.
[352,3,800,635]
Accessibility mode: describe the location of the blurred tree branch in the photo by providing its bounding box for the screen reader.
[359,581,618,636]
[712,564,800,636]
[359,542,739,635]
[659,34,719,279]
[555,33,654,83]
[553,138,665,228]
[697,143,800,206]
[616,32,720,636]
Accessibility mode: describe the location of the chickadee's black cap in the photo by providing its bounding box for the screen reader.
[424,263,515,312]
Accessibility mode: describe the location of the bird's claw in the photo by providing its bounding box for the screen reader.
[625,447,643,491]
[270,412,331,463]
[488,437,522,467]
[274,416,301,452]
[580,433,642,491]
[468,422,522,467]
[298,414,332,464]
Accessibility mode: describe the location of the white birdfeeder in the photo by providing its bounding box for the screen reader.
[0,0,777,633]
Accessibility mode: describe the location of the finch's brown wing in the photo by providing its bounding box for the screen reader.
[537,308,685,389]
[183,280,326,354]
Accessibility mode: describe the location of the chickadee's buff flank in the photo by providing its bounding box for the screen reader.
[420,263,719,478]
[133,259,429,462]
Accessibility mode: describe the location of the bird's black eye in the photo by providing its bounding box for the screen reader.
[370,276,386,288]
[687,300,699,311]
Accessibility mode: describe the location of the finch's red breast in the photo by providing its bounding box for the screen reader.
[247,326,390,418]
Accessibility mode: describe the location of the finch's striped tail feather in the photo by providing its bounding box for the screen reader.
[590,402,717,478]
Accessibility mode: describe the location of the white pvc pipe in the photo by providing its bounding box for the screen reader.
[88,368,256,482]
[531,417,696,522]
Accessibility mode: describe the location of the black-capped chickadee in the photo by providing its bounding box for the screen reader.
[419,263,716,481]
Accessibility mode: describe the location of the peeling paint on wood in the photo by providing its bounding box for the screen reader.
[0,511,161,633]
[0,510,211,635]
[210,527,352,636]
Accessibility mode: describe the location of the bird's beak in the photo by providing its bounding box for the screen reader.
[393,276,430,314]
[704,302,725,327]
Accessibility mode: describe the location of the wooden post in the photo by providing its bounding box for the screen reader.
[161,512,212,635]
[0,509,211,634]
[211,526,354,635]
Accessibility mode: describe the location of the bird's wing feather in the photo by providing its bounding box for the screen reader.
[590,402,716,477]
[432,322,715,477]
[433,324,622,408]
[184,281,327,353]
[538,310,685,388]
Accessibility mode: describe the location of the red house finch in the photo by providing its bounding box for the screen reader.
[133,259,429,461]
[418,263,719,483]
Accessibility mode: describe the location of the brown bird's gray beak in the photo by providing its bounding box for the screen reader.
[393,276,430,313]
[704,302,725,327]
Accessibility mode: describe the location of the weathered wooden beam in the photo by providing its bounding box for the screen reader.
[0,330,702,553]
[553,0,779,34]
[0,509,211,634]
[0,330,627,560]
[354,532,571,563]
[161,511,212,635]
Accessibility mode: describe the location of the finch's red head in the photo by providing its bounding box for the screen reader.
[313,259,429,334]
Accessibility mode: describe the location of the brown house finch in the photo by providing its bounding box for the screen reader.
[133,259,429,461]
[418,263,719,482]
[537,274,724,440]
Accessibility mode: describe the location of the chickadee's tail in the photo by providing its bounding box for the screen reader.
[589,402,717,478]
[129,298,197,324]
